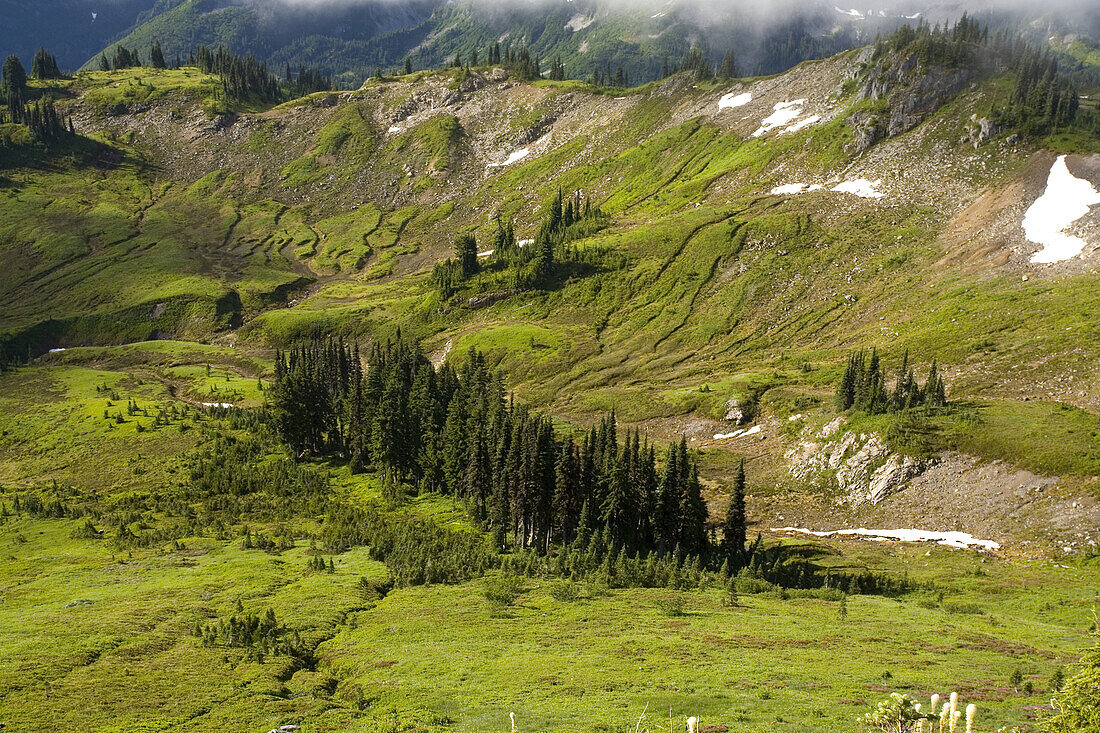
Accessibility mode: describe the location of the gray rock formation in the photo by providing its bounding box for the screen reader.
[785,423,932,505]
[847,51,988,154]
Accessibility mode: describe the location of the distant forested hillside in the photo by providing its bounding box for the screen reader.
[0,0,170,70]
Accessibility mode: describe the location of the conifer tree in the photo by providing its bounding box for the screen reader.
[718,49,738,79]
[31,48,62,79]
[150,41,167,69]
[2,55,27,114]
[722,459,747,566]
[455,233,479,279]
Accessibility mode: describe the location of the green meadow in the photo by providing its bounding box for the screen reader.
[1,353,1097,732]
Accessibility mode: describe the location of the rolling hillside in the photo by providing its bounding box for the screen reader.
[4,29,1100,546]
[2,17,1100,733]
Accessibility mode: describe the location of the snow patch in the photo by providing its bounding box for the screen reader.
[477,249,494,258]
[517,238,534,247]
[48,348,67,353]
[753,100,807,137]
[831,179,884,198]
[1023,155,1100,263]
[772,526,1000,550]
[787,413,803,421]
[488,148,530,168]
[202,402,236,409]
[782,114,822,133]
[713,424,762,440]
[651,11,665,18]
[718,91,752,112]
[834,6,864,18]
[387,125,401,134]
[771,183,810,195]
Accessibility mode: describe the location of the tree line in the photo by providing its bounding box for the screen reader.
[92,42,332,103]
[1,54,74,140]
[876,15,1087,137]
[0,386,927,600]
[835,348,946,415]
[270,338,732,564]
[432,188,609,299]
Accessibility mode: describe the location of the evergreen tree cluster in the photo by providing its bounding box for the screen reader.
[432,188,607,299]
[1000,41,1080,136]
[876,15,1085,136]
[1,55,74,141]
[876,14,987,69]
[653,45,736,84]
[547,55,566,81]
[680,45,713,80]
[194,45,281,102]
[270,338,716,562]
[110,45,143,70]
[13,97,74,141]
[188,46,331,104]
[191,606,312,666]
[717,49,739,80]
[756,20,856,76]
[149,41,167,70]
[31,48,62,80]
[284,63,331,97]
[183,431,331,523]
[588,61,630,88]
[2,55,28,119]
[484,42,543,82]
[835,348,946,414]
[2,409,922,599]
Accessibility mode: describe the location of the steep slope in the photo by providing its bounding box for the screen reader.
[3,43,1099,550]
[89,0,899,87]
[0,0,167,70]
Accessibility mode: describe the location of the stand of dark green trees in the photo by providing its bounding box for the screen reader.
[4,392,919,598]
[876,15,1088,136]
[433,189,609,299]
[835,348,946,414]
[271,338,717,561]
[1,55,74,140]
[31,48,62,79]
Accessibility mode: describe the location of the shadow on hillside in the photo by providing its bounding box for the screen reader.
[0,133,133,174]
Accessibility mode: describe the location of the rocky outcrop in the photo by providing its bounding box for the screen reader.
[963,115,1000,148]
[786,420,932,504]
[723,398,750,424]
[847,51,987,154]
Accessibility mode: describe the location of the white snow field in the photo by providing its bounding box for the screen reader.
[714,425,762,440]
[770,179,882,197]
[770,183,823,195]
[717,91,752,112]
[831,179,884,198]
[783,114,822,133]
[488,148,531,168]
[753,100,807,136]
[771,527,1000,550]
[1023,154,1100,263]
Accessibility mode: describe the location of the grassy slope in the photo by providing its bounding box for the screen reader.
[3,62,1098,487]
[0,351,1097,732]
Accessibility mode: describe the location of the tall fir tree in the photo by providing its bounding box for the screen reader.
[722,459,747,567]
